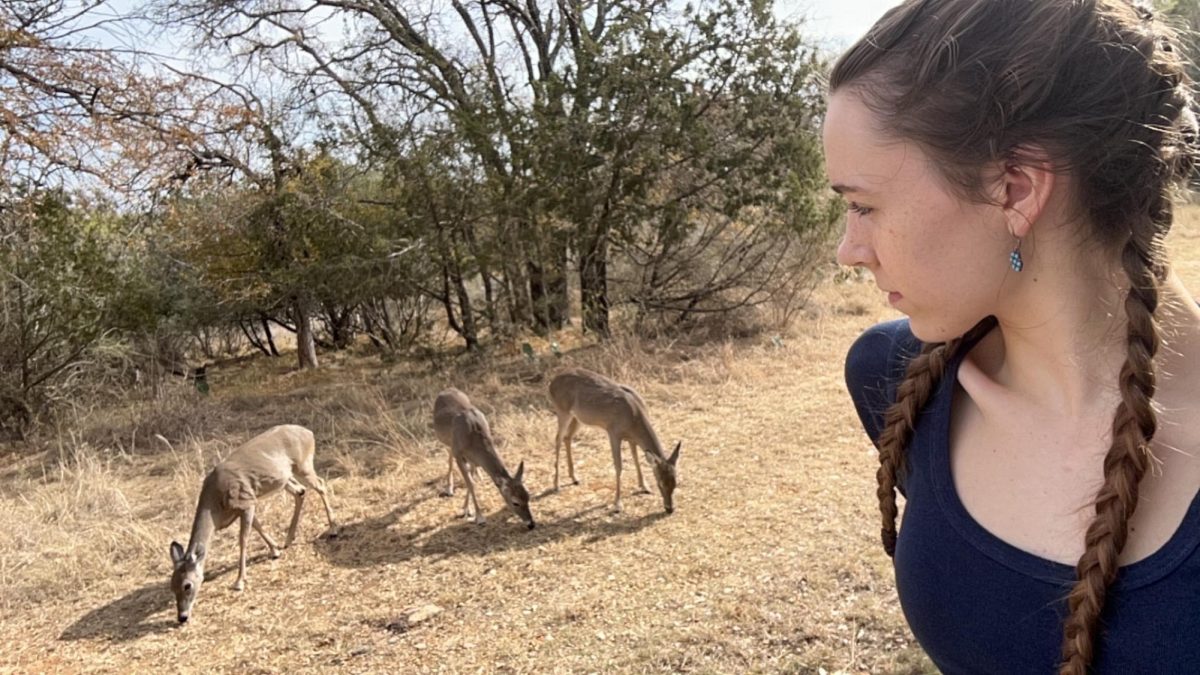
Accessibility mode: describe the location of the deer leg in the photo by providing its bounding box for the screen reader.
[562,417,580,487]
[283,478,306,548]
[235,507,253,591]
[629,442,650,494]
[253,515,282,559]
[456,458,473,518]
[609,433,624,514]
[470,465,485,525]
[554,413,569,491]
[443,452,456,497]
[294,465,339,537]
[456,457,486,525]
[460,478,473,518]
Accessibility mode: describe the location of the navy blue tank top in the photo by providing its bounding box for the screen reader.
[845,318,1200,674]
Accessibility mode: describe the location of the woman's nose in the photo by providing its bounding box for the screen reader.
[836,219,876,268]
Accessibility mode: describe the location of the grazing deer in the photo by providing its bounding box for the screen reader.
[549,368,681,514]
[432,388,535,529]
[168,424,338,624]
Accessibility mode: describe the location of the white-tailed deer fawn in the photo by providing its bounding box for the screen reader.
[549,368,681,514]
[432,388,535,529]
[168,424,338,624]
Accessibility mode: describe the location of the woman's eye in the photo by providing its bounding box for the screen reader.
[848,202,874,216]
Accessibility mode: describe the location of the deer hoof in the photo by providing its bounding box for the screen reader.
[270,549,282,559]
[233,580,245,592]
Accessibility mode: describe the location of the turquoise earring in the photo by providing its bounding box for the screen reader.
[1010,239,1024,272]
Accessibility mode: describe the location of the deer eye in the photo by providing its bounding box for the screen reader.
[182,582,193,592]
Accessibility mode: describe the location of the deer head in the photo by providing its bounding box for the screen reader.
[497,461,535,529]
[646,441,681,513]
[169,541,206,624]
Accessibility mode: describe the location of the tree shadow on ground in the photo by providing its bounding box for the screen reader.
[58,554,272,642]
[318,487,670,569]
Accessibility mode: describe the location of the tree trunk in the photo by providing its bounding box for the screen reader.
[438,264,480,352]
[529,261,568,330]
[500,266,521,326]
[528,229,568,331]
[260,313,280,356]
[549,236,569,327]
[528,259,551,332]
[441,265,463,336]
[461,220,498,332]
[579,232,610,337]
[17,283,29,393]
[502,253,534,328]
[240,320,271,357]
[481,271,498,334]
[323,303,355,350]
[195,327,216,360]
[450,263,480,352]
[294,300,319,369]
[362,298,397,350]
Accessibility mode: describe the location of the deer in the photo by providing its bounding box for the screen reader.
[432,388,535,529]
[548,367,681,514]
[168,424,338,624]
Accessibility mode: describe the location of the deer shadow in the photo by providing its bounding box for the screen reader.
[59,554,272,643]
[318,488,670,569]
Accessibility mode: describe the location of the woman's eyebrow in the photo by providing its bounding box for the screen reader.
[830,183,868,195]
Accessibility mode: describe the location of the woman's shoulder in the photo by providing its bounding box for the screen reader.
[845,318,922,386]
[844,318,924,446]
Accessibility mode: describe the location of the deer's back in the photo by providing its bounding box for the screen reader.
[550,368,645,432]
[433,388,473,446]
[210,425,313,512]
[433,390,500,470]
[449,407,496,463]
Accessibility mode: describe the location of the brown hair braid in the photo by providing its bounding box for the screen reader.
[829,1,1198,671]
[1058,222,1163,673]
[875,319,995,556]
[1059,162,1178,673]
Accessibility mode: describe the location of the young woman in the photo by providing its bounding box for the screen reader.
[830,1,1200,672]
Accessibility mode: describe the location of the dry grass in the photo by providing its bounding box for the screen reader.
[2,206,1200,674]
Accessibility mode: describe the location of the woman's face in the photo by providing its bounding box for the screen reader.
[823,90,1015,342]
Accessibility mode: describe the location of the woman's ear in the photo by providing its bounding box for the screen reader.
[999,151,1056,238]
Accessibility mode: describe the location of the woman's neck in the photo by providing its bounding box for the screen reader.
[962,268,1199,423]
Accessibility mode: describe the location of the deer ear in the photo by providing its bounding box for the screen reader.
[514,461,525,483]
[170,541,185,565]
[193,543,206,562]
[668,441,681,466]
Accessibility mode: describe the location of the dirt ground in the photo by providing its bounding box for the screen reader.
[2,206,1199,674]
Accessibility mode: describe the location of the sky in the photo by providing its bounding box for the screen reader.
[775,0,902,50]
[84,1,902,58]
